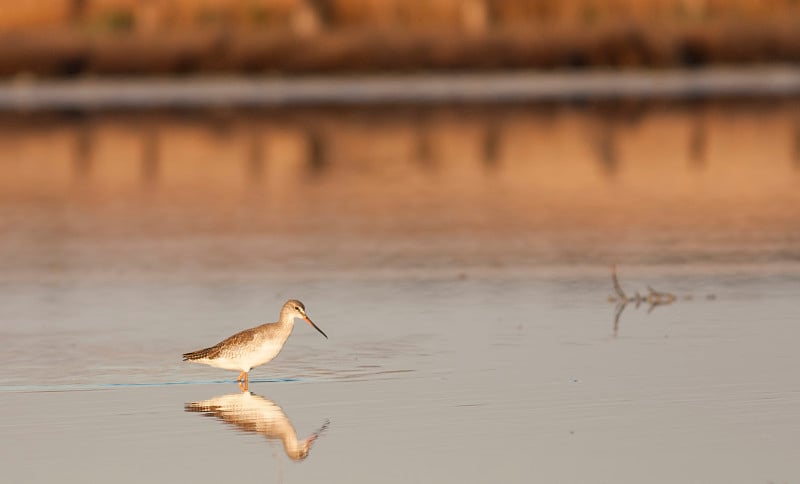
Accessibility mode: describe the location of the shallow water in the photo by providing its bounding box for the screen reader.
[1,101,799,483]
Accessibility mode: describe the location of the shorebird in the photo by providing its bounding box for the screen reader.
[185,391,329,461]
[182,299,327,389]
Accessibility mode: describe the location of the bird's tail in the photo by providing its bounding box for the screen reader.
[182,347,217,361]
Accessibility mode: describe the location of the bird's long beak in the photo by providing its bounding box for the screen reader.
[304,316,328,339]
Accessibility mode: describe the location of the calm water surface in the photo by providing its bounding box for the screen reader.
[1,101,799,483]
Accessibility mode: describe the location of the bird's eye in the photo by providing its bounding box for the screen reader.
[294,306,300,311]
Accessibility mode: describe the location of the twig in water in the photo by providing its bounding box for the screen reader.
[608,265,678,336]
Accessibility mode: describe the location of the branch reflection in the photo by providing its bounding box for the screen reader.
[185,391,329,462]
[609,265,677,337]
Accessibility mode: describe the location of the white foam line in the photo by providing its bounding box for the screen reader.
[1,67,799,110]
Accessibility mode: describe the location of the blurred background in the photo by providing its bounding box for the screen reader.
[2,2,800,483]
[1,0,798,276]
[1,0,800,74]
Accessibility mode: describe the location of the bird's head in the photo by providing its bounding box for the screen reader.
[283,299,327,339]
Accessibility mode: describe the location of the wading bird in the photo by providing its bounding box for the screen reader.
[182,299,327,389]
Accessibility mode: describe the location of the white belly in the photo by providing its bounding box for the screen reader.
[239,342,284,371]
[200,340,284,372]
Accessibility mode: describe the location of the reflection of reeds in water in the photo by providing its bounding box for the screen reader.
[185,392,329,462]
[3,101,799,193]
[2,102,799,274]
[794,116,800,167]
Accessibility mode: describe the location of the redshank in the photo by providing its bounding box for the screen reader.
[182,299,327,389]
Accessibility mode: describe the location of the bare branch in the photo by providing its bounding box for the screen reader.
[610,265,683,336]
[611,264,627,300]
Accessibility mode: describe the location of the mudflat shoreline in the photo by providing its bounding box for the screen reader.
[3,66,800,111]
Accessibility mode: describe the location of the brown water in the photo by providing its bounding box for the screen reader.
[1,100,799,483]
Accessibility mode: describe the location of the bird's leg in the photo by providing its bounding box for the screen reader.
[240,372,249,391]
[236,371,246,382]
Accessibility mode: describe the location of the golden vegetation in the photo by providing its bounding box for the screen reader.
[3,0,799,31]
[0,1,798,75]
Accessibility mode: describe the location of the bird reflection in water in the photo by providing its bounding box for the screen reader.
[185,391,329,462]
